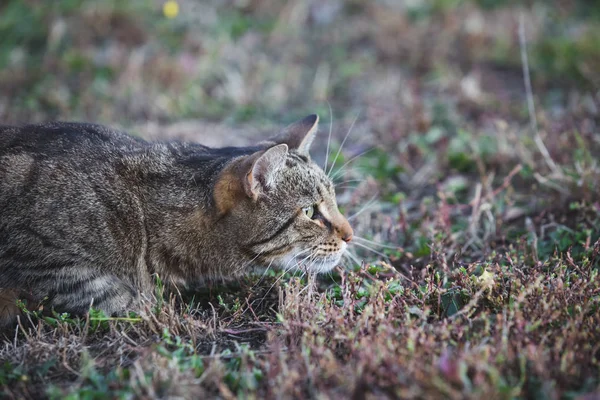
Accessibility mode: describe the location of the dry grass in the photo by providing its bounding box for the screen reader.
[2,244,599,398]
[1,0,600,398]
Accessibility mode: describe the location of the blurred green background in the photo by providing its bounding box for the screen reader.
[1,0,599,127]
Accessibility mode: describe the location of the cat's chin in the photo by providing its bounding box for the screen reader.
[273,251,343,275]
[309,256,341,274]
[271,252,342,274]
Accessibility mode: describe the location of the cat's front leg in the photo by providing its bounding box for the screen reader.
[47,274,138,317]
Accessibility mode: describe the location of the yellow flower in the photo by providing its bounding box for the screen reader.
[163,1,179,19]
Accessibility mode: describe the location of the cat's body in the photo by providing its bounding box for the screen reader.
[0,115,352,324]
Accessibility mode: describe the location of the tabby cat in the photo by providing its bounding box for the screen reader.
[0,115,353,325]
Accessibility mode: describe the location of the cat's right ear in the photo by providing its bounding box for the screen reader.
[243,144,288,200]
[266,114,319,157]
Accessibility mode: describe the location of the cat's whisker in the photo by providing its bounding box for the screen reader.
[326,268,336,282]
[235,249,265,274]
[334,179,364,187]
[327,112,360,176]
[347,194,379,221]
[323,101,333,172]
[253,249,311,309]
[282,250,311,275]
[321,261,330,276]
[263,250,312,298]
[343,257,355,270]
[239,258,277,318]
[353,236,400,250]
[343,249,363,268]
[291,252,314,274]
[261,251,315,302]
[270,250,308,284]
[250,258,275,291]
[352,241,390,261]
[329,147,375,181]
[335,185,362,191]
[331,166,371,184]
[333,165,371,180]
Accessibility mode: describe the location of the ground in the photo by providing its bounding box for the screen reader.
[1,0,599,398]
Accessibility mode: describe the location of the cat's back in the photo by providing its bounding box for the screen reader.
[0,122,148,210]
[0,122,146,159]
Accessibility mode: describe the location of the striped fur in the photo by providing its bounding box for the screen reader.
[0,115,352,325]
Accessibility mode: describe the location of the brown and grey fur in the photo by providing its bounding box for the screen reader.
[0,115,352,324]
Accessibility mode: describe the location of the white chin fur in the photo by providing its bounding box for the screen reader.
[309,256,342,273]
[303,252,344,274]
[276,248,343,274]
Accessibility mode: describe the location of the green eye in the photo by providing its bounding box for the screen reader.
[302,205,315,219]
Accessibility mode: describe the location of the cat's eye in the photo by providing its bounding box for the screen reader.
[302,205,315,219]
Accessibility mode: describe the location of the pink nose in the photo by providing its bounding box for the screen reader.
[333,213,353,243]
[341,231,353,243]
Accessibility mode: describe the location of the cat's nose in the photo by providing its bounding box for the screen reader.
[340,222,353,243]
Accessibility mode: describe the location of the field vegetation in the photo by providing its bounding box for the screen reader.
[1,0,599,398]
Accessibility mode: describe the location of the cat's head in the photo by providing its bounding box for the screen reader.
[215,115,353,274]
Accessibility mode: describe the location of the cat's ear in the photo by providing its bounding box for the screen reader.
[271,114,319,157]
[243,144,288,200]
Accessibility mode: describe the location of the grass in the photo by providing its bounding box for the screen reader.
[1,0,600,398]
